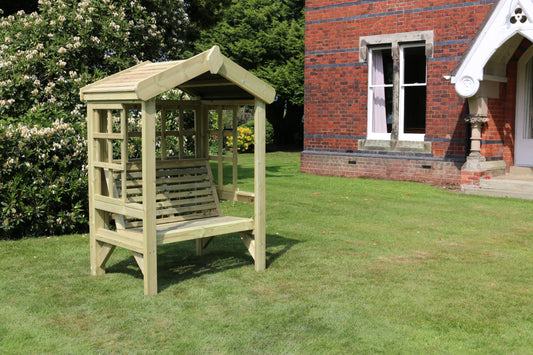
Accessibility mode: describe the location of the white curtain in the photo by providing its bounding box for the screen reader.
[372,51,388,133]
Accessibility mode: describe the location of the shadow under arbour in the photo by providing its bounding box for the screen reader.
[105,233,298,292]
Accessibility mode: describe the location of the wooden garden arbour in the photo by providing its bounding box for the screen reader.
[80,46,275,295]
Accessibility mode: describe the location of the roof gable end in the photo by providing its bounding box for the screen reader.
[452,0,533,97]
[80,46,275,103]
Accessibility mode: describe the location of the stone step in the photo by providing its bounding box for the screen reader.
[480,176,533,192]
[509,166,533,177]
[464,165,533,200]
[464,187,533,200]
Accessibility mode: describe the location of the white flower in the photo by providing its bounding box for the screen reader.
[57,60,67,67]
[58,47,67,54]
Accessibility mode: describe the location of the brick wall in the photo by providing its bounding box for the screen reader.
[301,151,463,186]
[303,0,498,186]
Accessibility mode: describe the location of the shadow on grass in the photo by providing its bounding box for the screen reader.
[106,233,298,292]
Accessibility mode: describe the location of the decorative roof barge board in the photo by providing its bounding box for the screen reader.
[451,0,533,98]
[80,46,275,295]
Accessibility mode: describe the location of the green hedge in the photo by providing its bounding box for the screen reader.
[0,120,88,239]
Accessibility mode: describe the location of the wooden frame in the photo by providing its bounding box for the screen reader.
[80,46,275,295]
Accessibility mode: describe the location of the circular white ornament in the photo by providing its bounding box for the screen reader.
[455,76,479,98]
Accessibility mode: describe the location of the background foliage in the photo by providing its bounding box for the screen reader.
[0,0,190,125]
[194,0,305,146]
[0,121,87,238]
[0,0,304,238]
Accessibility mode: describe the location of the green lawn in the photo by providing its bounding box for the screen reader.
[1,152,532,354]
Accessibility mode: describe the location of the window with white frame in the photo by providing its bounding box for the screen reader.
[367,42,427,141]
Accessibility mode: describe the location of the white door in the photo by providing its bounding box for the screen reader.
[515,49,533,166]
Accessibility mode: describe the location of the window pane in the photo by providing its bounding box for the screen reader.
[403,46,426,84]
[371,86,393,133]
[404,86,426,133]
[371,48,393,86]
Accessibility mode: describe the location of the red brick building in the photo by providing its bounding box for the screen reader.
[303,0,533,188]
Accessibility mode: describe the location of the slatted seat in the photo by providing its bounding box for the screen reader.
[114,159,254,245]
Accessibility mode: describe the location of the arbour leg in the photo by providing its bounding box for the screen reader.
[240,231,256,260]
[196,237,214,256]
[254,99,266,271]
[142,99,158,296]
[90,239,116,275]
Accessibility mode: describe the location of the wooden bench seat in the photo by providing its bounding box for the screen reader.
[113,158,254,248]
[125,215,254,245]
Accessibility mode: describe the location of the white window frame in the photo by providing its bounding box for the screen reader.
[367,46,392,140]
[399,43,427,142]
[362,32,432,143]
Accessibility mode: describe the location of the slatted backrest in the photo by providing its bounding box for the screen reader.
[116,159,222,229]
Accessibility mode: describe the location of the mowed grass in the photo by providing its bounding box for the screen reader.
[0,152,532,354]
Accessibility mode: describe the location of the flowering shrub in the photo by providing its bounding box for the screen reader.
[226,127,254,153]
[240,120,275,145]
[0,120,88,239]
[0,0,190,125]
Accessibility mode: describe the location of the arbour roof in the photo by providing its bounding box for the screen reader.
[80,46,276,103]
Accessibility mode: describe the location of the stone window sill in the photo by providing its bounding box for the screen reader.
[358,139,432,154]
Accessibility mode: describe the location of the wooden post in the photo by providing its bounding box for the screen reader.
[232,106,238,192]
[253,99,266,271]
[217,106,223,189]
[161,108,167,160]
[142,98,158,295]
[88,104,100,275]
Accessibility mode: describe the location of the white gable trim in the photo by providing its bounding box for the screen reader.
[451,0,533,97]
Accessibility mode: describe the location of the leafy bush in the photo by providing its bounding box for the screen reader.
[0,121,88,239]
[0,0,190,125]
[240,120,275,145]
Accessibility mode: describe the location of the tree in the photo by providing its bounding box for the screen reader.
[0,0,190,124]
[0,0,38,16]
[193,0,304,146]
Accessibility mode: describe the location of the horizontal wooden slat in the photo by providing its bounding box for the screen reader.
[94,195,144,219]
[93,162,125,171]
[93,132,125,140]
[156,201,218,217]
[95,228,143,253]
[123,181,212,197]
[155,195,216,209]
[125,158,209,171]
[126,188,212,203]
[219,189,255,203]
